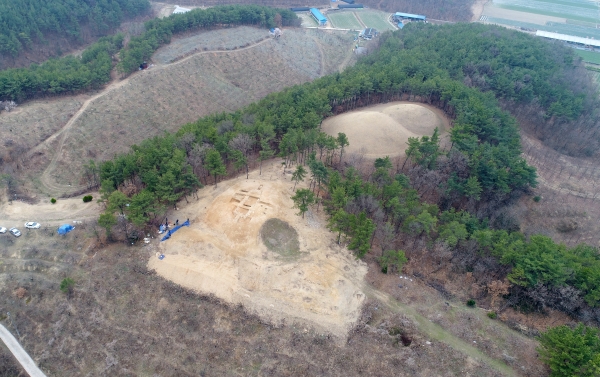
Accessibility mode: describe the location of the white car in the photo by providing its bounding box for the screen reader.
[9,228,21,237]
[24,222,41,229]
[0,227,6,233]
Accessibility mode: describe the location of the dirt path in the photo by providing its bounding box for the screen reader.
[363,286,517,376]
[310,35,326,76]
[354,12,367,29]
[30,37,274,197]
[0,324,47,377]
[471,0,489,22]
[338,46,356,73]
[0,194,101,228]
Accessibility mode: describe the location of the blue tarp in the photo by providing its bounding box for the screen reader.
[58,224,74,235]
[160,219,190,241]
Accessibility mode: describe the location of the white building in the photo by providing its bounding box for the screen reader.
[173,5,191,15]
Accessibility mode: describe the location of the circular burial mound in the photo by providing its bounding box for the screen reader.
[321,102,448,158]
[260,218,300,258]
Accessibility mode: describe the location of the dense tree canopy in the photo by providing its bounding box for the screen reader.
[0,33,123,101]
[0,0,150,57]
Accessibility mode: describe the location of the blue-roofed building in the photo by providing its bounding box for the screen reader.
[393,12,426,22]
[310,8,327,26]
[397,22,404,29]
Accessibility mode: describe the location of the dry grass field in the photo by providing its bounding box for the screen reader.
[513,133,600,247]
[153,26,270,64]
[12,27,355,196]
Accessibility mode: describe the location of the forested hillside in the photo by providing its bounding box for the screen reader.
[0,0,150,60]
[391,24,600,157]
[93,23,600,329]
[0,5,298,102]
[89,22,600,373]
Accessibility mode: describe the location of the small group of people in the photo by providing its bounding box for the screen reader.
[158,218,190,234]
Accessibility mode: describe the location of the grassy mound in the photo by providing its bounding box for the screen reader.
[260,218,300,258]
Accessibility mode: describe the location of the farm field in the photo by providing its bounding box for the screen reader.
[486,17,600,39]
[575,49,600,64]
[481,0,600,52]
[493,0,600,23]
[16,27,356,193]
[328,11,364,30]
[355,10,396,31]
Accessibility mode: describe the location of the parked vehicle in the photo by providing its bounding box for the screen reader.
[0,227,6,233]
[24,222,41,229]
[9,228,21,237]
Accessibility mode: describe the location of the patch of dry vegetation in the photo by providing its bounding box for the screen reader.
[0,238,520,376]
[153,26,270,64]
[0,97,82,174]
[17,27,354,192]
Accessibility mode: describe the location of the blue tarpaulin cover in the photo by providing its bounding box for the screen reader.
[58,224,74,235]
[160,219,190,241]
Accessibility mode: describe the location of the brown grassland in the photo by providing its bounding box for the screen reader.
[7,27,355,197]
[4,15,600,376]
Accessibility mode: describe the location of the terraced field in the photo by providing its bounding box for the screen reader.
[493,0,600,23]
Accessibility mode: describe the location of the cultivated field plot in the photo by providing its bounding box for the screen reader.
[355,10,396,31]
[328,11,364,30]
[24,28,355,187]
[575,50,600,64]
[482,4,566,24]
[493,0,600,24]
[153,26,269,64]
[486,17,600,39]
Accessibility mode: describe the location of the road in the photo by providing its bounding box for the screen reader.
[0,324,47,377]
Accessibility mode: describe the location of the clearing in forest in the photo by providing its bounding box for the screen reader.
[321,102,449,158]
[148,160,368,339]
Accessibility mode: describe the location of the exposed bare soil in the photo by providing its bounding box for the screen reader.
[0,193,100,230]
[321,102,449,158]
[149,159,368,339]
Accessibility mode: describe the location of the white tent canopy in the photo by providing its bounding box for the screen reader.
[536,30,600,48]
[173,5,191,14]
